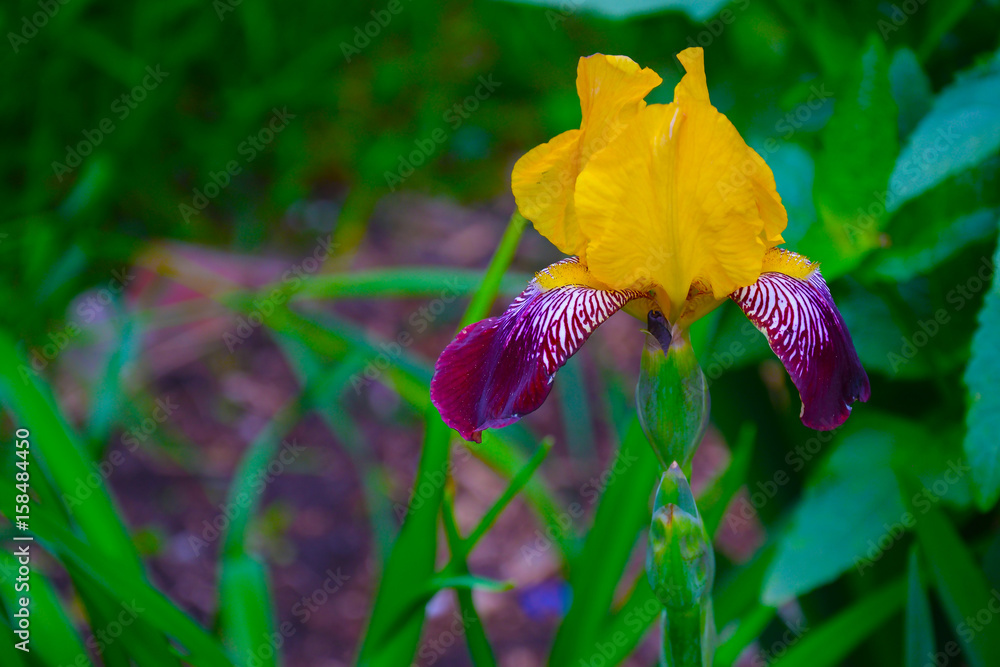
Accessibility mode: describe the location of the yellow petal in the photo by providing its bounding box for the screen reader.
[674,47,711,104]
[676,48,787,248]
[577,55,663,147]
[747,147,788,245]
[511,55,661,259]
[760,247,817,279]
[575,101,766,319]
[511,129,583,256]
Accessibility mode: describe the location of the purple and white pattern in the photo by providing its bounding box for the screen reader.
[731,269,870,430]
[431,258,645,442]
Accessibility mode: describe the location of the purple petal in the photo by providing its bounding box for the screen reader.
[731,269,870,430]
[431,258,645,441]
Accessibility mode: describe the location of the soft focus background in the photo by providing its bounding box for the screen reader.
[2,0,1000,665]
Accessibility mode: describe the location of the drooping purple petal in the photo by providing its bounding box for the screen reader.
[431,258,646,442]
[731,269,870,430]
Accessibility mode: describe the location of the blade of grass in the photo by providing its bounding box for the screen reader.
[0,550,91,667]
[358,211,527,665]
[714,604,776,667]
[0,332,142,576]
[0,482,234,667]
[220,554,278,667]
[464,439,552,551]
[548,418,660,666]
[292,267,531,301]
[356,414,452,666]
[0,333,178,661]
[441,496,498,667]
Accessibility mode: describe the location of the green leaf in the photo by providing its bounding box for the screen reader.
[763,421,904,604]
[962,232,1000,509]
[905,547,935,667]
[764,411,971,604]
[772,577,906,667]
[864,208,998,283]
[911,497,1000,666]
[805,34,897,278]
[887,52,1000,211]
[889,48,933,140]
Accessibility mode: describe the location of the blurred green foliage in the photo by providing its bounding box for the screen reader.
[1,0,1000,665]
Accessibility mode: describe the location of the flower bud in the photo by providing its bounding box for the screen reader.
[636,312,710,470]
[646,465,714,610]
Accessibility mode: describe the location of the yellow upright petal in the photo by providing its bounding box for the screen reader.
[511,55,661,259]
[577,55,663,153]
[673,47,711,104]
[675,48,787,248]
[747,147,788,246]
[575,100,766,319]
[511,129,583,256]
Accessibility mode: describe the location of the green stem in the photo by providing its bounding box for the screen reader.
[661,600,715,667]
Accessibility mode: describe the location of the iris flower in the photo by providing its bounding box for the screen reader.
[431,48,869,442]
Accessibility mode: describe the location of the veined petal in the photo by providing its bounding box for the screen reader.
[731,249,870,430]
[512,55,661,259]
[431,258,647,442]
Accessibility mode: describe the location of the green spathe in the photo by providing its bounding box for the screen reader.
[636,315,710,471]
[646,465,716,667]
